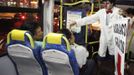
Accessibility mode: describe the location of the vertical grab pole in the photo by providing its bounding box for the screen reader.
[85,0,89,45]
[127,32,134,60]
[85,0,94,45]
[60,0,63,30]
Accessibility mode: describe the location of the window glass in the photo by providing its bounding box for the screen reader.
[0,13,40,34]
[0,0,38,8]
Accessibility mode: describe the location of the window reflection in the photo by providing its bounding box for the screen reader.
[0,0,38,8]
[0,13,40,30]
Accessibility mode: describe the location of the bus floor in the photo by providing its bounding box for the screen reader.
[80,52,134,75]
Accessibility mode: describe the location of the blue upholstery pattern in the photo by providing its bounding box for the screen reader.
[42,33,79,75]
[7,29,47,75]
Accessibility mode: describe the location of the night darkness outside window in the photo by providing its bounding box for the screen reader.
[0,0,39,8]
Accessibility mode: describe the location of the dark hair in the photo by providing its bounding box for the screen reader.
[126,8,134,15]
[58,28,72,40]
[19,22,41,36]
[102,0,116,6]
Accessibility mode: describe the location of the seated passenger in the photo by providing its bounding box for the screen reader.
[59,28,96,75]
[19,22,43,48]
[60,29,88,68]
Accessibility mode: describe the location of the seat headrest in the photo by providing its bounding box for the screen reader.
[7,29,34,48]
[10,29,27,41]
[42,33,71,51]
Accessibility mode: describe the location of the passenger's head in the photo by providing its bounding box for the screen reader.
[125,8,134,27]
[126,8,134,18]
[20,22,43,41]
[59,28,75,45]
[102,0,116,10]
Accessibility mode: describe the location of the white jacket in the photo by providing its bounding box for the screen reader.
[75,7,122,57]
[71,43,89,68]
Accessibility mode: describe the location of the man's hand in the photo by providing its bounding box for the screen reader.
[69,21,77,29]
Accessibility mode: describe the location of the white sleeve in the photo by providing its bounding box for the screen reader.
[75,11,100,27]
[71,44,89,68]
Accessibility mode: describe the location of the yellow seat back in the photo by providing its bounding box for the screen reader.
[42,33,71,51]
[7,29,34,48]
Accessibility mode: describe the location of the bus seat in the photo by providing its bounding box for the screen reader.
[0,55,17,75]
[42,33,79,75]
[7,29,47,75]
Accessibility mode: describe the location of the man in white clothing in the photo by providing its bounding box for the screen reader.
[59,28,89,68]
[70,0,122,58]
[59,28,95,75]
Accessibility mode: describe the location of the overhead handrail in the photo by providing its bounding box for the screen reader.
[60,0,91,30]
[63,0,90,6]
[60,0,97,46]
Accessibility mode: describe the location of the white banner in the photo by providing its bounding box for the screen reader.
[114,18,128,75]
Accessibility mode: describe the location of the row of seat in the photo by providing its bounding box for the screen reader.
[6,29,79,75]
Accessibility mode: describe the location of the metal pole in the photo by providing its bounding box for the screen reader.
[60,0,63,29]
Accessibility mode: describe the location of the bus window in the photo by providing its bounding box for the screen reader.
[0,0,39,8]
[0,12,40,55]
